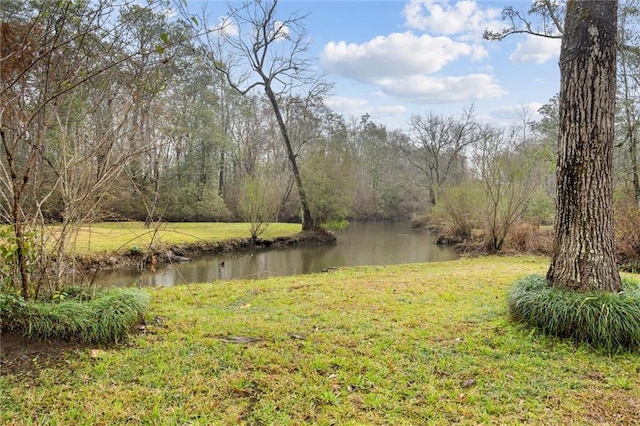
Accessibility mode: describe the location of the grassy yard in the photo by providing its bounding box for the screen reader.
[1,256,639,424]
[62,222,302,254]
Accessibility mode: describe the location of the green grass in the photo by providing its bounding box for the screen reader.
[2,256,639,424]
[62,222,301,254]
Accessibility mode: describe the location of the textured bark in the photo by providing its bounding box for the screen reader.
[546,0,622,292]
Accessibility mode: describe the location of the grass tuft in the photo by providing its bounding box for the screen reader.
[508,274,640,351]
[1,288,149,344]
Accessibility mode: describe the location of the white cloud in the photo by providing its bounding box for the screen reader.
[324,96,368,113]
[371,105,408,116]
[403,0,503,38]
[212,16,238,37]
[325,96,407,121]
[273,20,289,40]
[321,31,484,81]
[510,35,561,64]
[321,29,504,105]
[320,1,512,108]
[378,73,506,103]
[478,102,545,127]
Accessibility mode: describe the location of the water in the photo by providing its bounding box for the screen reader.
[93,221,458,287]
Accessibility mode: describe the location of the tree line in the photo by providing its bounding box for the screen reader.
[2,0,640,299]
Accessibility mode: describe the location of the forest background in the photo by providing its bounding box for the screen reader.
[3,0,640,298]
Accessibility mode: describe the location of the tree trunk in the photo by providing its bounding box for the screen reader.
[546,0,622,292]
[13,208,30,299]
[630,136,640,207]
[264,85,316,231]
[218,151,225,198]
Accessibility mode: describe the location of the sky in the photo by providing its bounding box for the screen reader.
[193,0,562,131]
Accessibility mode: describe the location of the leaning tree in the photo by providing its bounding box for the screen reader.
[190,0,330,231]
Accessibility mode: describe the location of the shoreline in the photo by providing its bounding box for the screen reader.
[69,229,338,274]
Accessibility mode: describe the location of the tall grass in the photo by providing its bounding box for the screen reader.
[508,275,640,351]
[0,289,149,343]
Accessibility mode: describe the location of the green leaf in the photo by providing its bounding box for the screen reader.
[160,33,169,44]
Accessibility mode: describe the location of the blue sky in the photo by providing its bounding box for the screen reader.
[195,0,562,130]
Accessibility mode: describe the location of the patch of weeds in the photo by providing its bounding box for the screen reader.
[322,219,349,230]
[362,392,386,411]
[128,244,142,255]
[320,389,340,406]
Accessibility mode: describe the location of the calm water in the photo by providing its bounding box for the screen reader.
[93,221,458,287]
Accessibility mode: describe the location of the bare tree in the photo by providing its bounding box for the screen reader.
[197,0,331,231]
[402,107,478,206]
[0,0,177,298]
[483,0,564,40]
[474,127,549,252]
[617,1,640,205]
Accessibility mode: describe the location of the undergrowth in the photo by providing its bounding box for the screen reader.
[508,275,640,352]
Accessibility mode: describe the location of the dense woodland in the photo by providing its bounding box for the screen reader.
[2,0,640,296]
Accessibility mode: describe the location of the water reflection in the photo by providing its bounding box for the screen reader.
[93,221,458,287]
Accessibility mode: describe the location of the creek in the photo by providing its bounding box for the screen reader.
[93,221,458,287]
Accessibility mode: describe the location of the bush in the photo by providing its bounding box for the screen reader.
[431,183,483,240]
[0,288,150,344]
[523,189,554,225]
[237,176,281,240]
[502,222,553,255]
[508,275,640,351]
[615,200,640,270]
[322,219,349,230]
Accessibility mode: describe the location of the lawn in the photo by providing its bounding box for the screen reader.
[1,256,639,424]
[62,222,302,254]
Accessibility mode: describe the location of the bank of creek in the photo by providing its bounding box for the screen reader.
[90,221,458,287]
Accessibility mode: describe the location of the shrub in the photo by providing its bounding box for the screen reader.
[615,199,640,270]
[431,183,483,240]
[322,219,349,230]
[508,275,640,351]
[237,176,281,240]
[523,189,554,225]
[0,288,150,344]
[502,222,553,255]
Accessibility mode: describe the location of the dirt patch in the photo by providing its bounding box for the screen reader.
[0,331,88,378]
[565,388,640,425]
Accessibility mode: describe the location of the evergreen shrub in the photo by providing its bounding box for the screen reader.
[508,275,640,351]
[0,288,149,344]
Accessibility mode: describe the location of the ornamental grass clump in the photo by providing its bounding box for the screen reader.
[0,288,149,344]
[508,274,640,351]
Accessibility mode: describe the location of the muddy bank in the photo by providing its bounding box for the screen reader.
[71,230,337,274]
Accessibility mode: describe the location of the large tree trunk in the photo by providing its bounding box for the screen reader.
[546,0,622,292]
